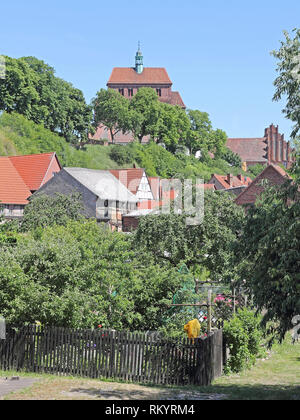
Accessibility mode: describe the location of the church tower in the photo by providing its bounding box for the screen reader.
[135,42,143,74]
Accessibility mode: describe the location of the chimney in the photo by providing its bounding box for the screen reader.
[227,174,233,187]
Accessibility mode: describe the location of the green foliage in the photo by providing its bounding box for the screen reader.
[135,190,245,283]
[223,308,265,374]
[92,88,130,142]
[0,56,93,144]
[239,180,300,341]
[109,144,136,166]
[247,163,267,178]
[219,147,242,167]
[272,28,300,139]
[0,219,181,330]
[21,193,84,231]
[0,112,120,170]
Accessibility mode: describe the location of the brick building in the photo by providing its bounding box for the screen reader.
[107,45,185,108]
[226,124,295,169]
[0,153,61,219]
[235,164,292,207]
[91,45,185,144]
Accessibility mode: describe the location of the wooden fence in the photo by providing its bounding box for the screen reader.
[0,326,223,386]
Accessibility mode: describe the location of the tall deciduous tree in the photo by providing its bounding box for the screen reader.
[92,88,130,143]
[128,87,162,142]
[135,191,245,282]
[0,56,93,145]
[272,28,300,139]
[239,180,300,341]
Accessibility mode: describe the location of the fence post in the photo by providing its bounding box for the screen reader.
[207,289,212,333]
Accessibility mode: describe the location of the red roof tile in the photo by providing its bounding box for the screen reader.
[0,157,31,205]
[110,169,145,195]
[226,138,268,163]
[235,164,292,206]
[9,152,61,191]
[160,91,186,108]
[148,177,160,200]
[107,68,172,85]
[210,174,252,189]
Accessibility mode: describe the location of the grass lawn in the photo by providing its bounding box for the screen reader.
[1,335,299,400]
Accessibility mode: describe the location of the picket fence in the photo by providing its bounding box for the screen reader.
[0,325,223,386]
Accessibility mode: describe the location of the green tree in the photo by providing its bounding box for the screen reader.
[135,191,245,282]
[239,180,300,341]
[92,88,130,143]
[0,56,93,145]
[272,28,300,139]
[156,103,190,153]
[0,219,181,330]
[128,87,162,142]
[21,193,84,231]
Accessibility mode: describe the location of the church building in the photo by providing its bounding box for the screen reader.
[107,45,185,108]
[91,45,185,144]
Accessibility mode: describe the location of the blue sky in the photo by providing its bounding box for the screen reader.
[0,0,299,140]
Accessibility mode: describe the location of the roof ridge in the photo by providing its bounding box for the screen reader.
[235,164,291,202]
[8,152,55,158]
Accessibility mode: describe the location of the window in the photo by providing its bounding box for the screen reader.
[128,88,134,97]
[156,88,161,97]
[119,88,124,96]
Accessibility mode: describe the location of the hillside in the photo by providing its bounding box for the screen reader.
[0,112,253,181]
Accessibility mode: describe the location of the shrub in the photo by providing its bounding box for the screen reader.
[223,308,265,373]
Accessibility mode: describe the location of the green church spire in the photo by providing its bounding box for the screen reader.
[135,42,143,74]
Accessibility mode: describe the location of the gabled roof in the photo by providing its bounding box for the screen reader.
[235,164,292,206]
[160,91,186,108]
[211,174,252,189]
[107,67,172,85]
[64,168,138,203]
[9,152,61,191]
[226,138,268,163]
[110,169,145,195]
[148,177,160,200]
[0,157,32,205]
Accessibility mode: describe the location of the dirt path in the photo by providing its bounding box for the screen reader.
[0,377,39,399]
[2,376,226,400]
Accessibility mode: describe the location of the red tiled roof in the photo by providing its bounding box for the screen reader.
[211,174,252,189]
[160,91,186,108]
[148,177,160,200]
[226,138,268,163]
[9,152,61,191]
[0,157,31,205]
[110,169,145,195]
[235,164,292,206]
[107,68,172,85]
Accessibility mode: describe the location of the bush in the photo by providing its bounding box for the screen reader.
[223,308,266,373]
[109,144,135,166]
